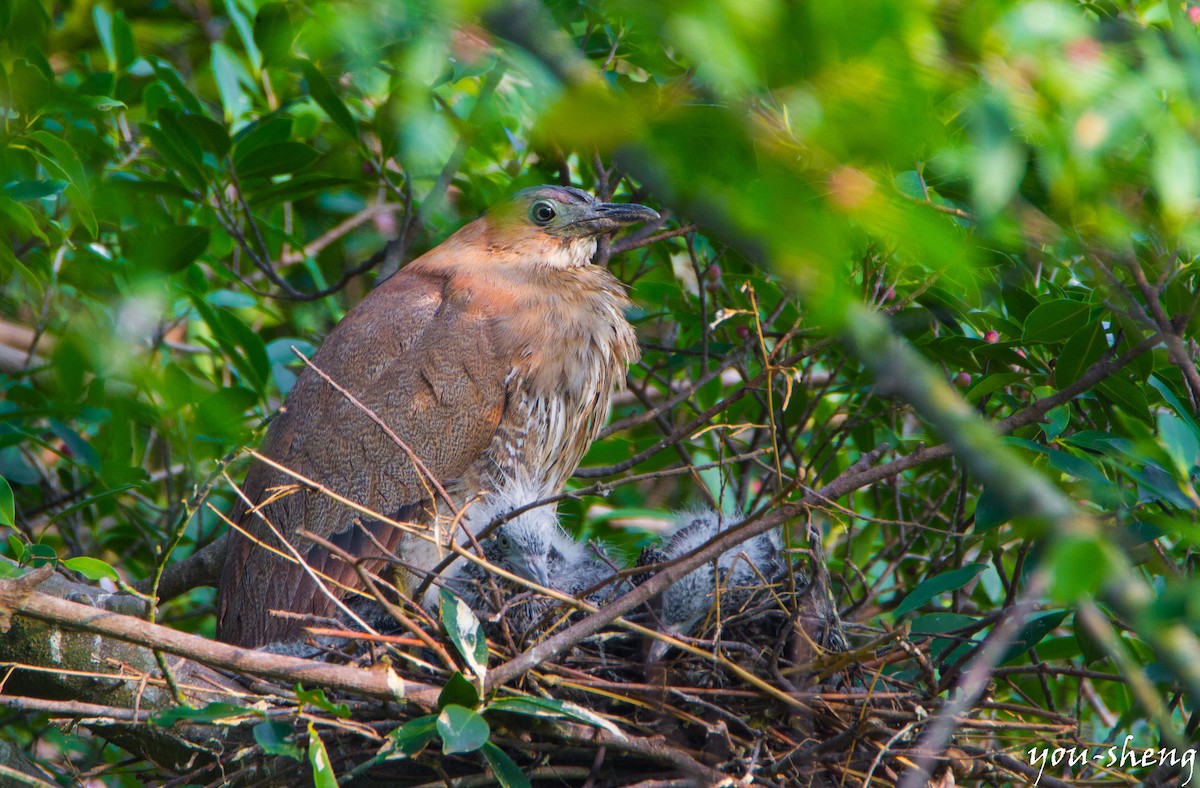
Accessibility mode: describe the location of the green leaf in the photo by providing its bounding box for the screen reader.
[195,387,258,441]
[1158,412,1199,478]
[1074,610,1108,665]
[1047,537,1113,600]
[48,420,100,470]
[28,131,96,237]
[63,556,119,582]
[297,58,357,140]
[1022,299,1090,344]
[389,715,438,756]
[254,3,296,66]
[436,705,490,754]
[151,702,257,727]
[233,116,294,159]
[972,488,1009,532]
[0,196,48,243]
[140,123,206,191]
[1097,377,1152,424]
[211,42,253,124]
[254,721,303,761]
[1150,377,1200,443]
[894,564,988,618]
[307,723,338,788]
[135,225,211,273]
[92,5,116,66]
[1055,321,1107,389]
[909,613,977,635]
[440,588,488,682]
[486,696,622,736]
[0,476,13,527]
[235,142,321,179]
[482,742,531,788]
[3,180,67,201]
[1000,610,1070,665]
[296,687,351,719]
[439,671,481,710]
[190,295,271,393]
[248,175,357,208]
[7,535,26,562]
[177,114,231,157]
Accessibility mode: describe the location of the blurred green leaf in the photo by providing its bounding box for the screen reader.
[177,114,231,157]
[254,3,296,66]
[135,226,211,273]
[3,180,66,201]
[235,142,321,179]
[297,58,357,140]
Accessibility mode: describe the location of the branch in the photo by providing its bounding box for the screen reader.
[0,566,440,707]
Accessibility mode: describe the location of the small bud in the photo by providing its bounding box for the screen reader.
[883,287,896,302]
[705,264,722,282]
[984,330,1000,343]
[954,372,971,388]
[1189,5,1200,24]
[736,325,751,340]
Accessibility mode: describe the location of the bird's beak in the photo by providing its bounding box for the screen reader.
[566,201,660,236]
[522,556,551,588]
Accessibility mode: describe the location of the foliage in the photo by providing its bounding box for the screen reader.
[4,0,1200,784]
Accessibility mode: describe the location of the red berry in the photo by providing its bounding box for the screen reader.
[883,287,896,302]
[705,264,721,282]
[984,330,1000,343]
[954,372,971,388]
[736,325,751,340]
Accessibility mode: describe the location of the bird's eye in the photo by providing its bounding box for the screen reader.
[497,534,511,550]
[530,201,556,225]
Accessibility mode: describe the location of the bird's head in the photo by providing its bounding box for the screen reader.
[647,565,715,665]
[485,185,660,269]
[492,507,563,588]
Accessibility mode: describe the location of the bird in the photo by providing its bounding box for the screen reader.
[641,508,789,664]
[440,486,623,636]
[217,186,657,647]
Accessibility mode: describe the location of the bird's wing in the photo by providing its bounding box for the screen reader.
[218,268,511,647]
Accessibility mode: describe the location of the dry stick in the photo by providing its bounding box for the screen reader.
[220,471,380,638]
[1127,257,1200,411]
[297,529,456,672]
[0,566,440,706]
[0,763,55,788]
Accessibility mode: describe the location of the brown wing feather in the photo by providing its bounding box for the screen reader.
[218,268,508,647]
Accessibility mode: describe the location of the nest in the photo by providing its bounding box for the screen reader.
[174,546,1080,788]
